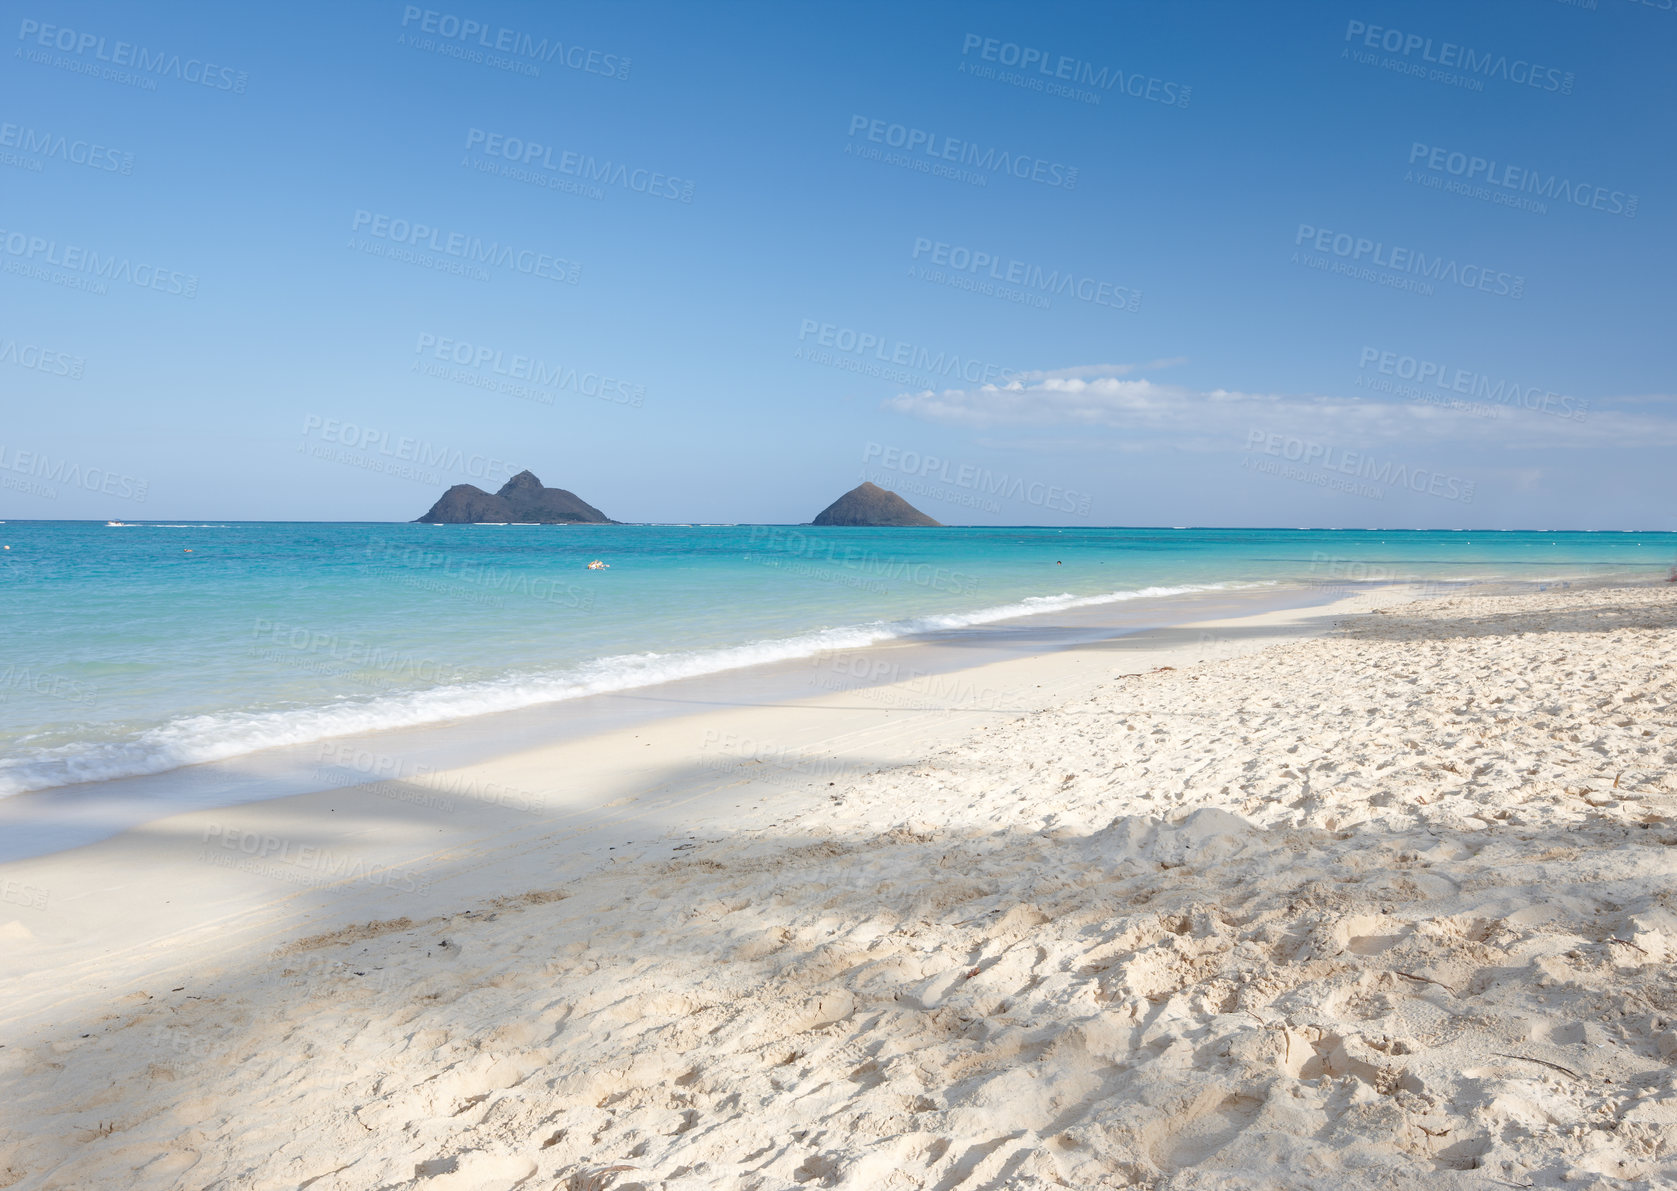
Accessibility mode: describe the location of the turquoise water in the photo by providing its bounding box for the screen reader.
[1,522,1671,796]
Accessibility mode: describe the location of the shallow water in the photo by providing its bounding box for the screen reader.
[1,521,1669,795]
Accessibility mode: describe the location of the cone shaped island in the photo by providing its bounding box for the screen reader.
[810,482,941,527]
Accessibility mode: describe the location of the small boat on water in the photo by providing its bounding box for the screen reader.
[587,560,609,570]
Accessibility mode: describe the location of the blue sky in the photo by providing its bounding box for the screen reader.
[2,0,1672,528]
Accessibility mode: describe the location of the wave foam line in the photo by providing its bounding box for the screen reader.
[0,582,1257,797]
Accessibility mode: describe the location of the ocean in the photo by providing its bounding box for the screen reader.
[1,521,1671,798]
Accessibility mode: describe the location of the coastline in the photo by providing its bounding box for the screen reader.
[4,579,1674,1189]
[0,579,1356,860]
[0,576,1287,801]
[0,582,1412,1037]
[6,522,1668,805]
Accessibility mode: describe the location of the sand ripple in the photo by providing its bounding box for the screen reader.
[4,586,1676,1189]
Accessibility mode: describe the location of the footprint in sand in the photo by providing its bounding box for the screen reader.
[1145,1090,1263,1171]
[1433,1135,1493,1172]
[1529,1018,1587,1046]
[791,989,855,1030]
[413,1152,538,1188]
[794,1152,844,1185]
[564,1164,642,1191]
[1333,913,1409,955]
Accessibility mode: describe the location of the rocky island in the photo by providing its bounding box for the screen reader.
[416,470,614,524]
[810,482,941,527]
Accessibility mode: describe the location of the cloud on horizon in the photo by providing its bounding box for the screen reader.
[883,365,1677,450]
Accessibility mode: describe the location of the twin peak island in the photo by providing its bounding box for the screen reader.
[417,473,941,527]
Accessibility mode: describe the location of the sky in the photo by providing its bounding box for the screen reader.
[1,0,1672,528]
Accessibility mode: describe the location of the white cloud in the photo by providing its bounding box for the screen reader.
[884,364,1677,449]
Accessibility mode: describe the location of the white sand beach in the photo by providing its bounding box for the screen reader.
[3,583,1675,1190]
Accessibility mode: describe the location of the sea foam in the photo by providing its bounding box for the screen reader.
[0,583,1246,796]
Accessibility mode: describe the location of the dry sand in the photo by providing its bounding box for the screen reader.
[3,584,1675,1189]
